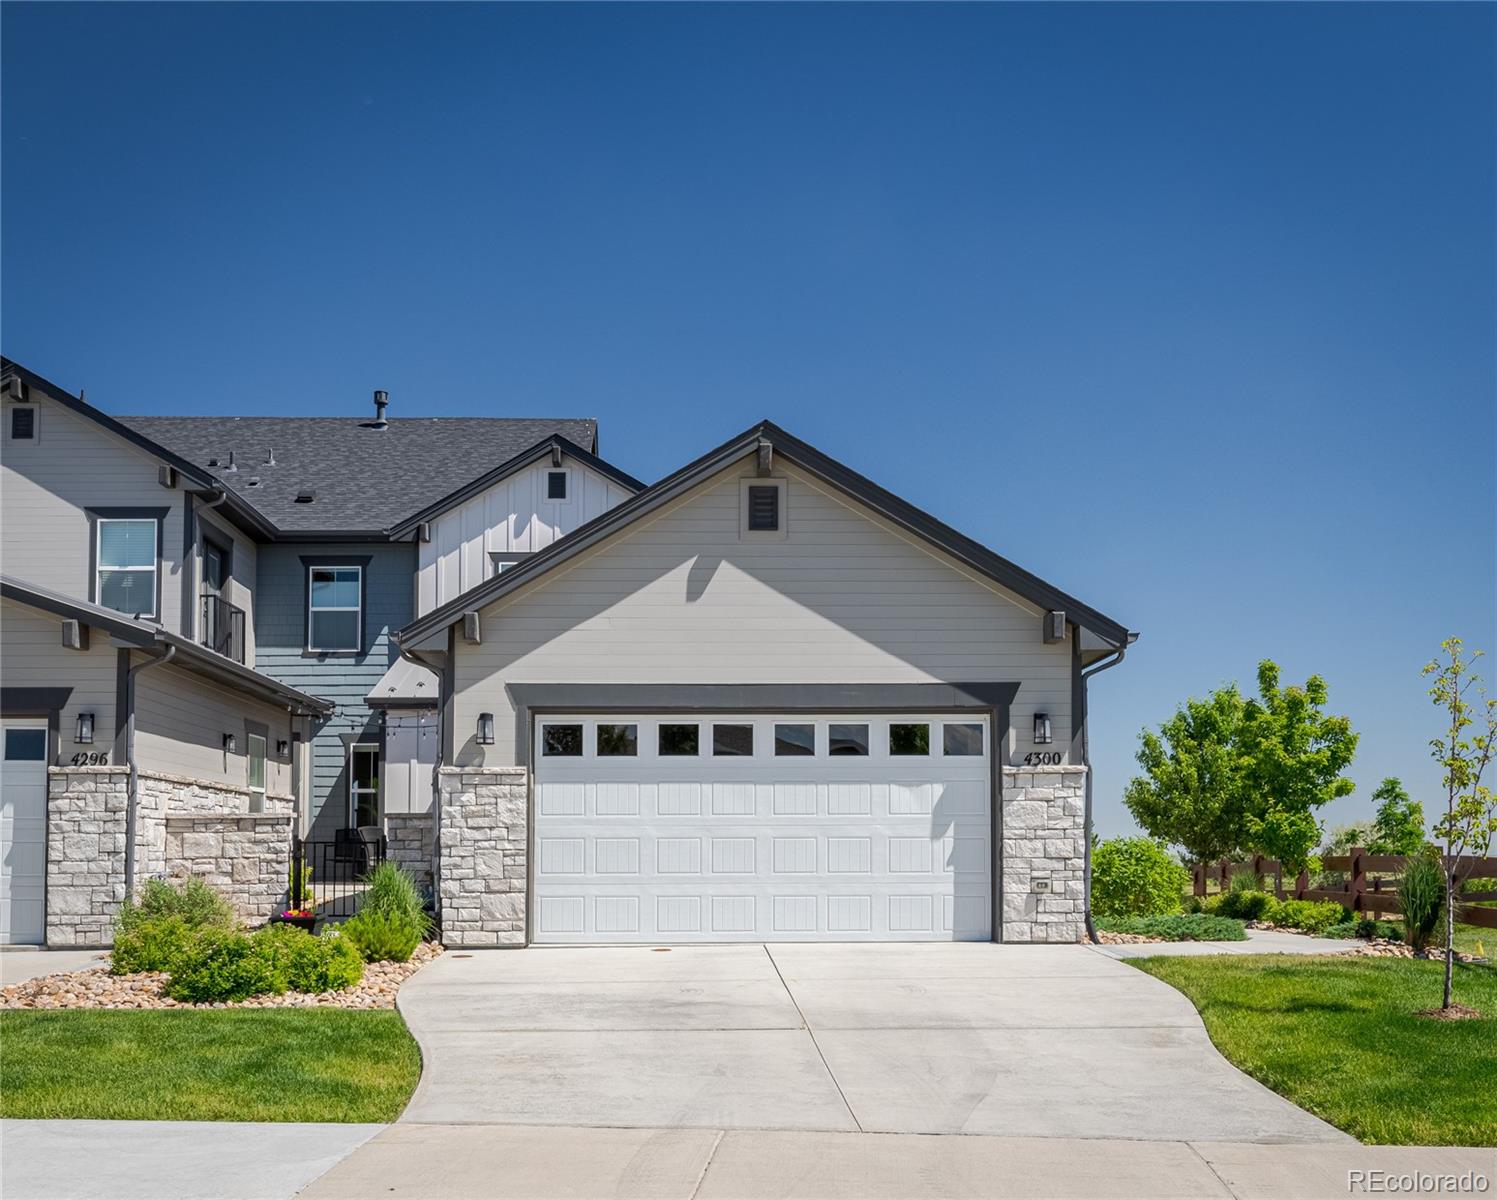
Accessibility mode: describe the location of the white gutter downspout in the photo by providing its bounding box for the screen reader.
[1080,641,1128,945]
[123,644,176,898]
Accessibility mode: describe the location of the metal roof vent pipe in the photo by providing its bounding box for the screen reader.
[372,390,389,430]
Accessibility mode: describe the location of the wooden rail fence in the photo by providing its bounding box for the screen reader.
[1191,848,1497,931]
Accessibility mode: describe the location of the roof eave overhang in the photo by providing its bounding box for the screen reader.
[0,576,335,717]
[397,421,1135,650]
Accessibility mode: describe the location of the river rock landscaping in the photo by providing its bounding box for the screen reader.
[0,941,443,1011]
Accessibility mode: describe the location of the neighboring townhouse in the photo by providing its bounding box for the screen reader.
[0,356,639,944]
[0,362,333,945]
[398,421,1136,947]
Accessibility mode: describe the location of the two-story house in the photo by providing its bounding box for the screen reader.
[0,358,639,945]
[4,354,1137,953]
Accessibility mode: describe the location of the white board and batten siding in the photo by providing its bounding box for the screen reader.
[452,460,1073,767]
[416,458,634,617]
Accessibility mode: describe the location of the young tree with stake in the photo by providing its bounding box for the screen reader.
[1423,638,1497,1011]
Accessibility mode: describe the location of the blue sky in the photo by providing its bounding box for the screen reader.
[4,3,1493,842]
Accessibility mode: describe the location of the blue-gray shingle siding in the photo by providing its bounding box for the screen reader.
[253,541,416,839]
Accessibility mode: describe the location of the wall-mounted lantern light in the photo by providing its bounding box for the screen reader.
[476,712,495,745]
[276,739,290,758]
[223,733,237,754]
[76,712,95,744]
[1033,713,1052,745]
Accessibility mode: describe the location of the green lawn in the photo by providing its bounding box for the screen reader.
[1130,955,1496,1146]
[0,1009,420,1123]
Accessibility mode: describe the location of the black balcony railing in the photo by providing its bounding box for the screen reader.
[200,593,246,663]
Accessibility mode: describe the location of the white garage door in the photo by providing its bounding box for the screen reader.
[1,721,48,945]
[532,713,991,943]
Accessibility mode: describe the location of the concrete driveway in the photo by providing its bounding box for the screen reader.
[397,943,1348,1142]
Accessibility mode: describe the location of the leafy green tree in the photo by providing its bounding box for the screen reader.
[1368,777,1426,856]
[1424,638,1497,1010]
[1236,661,1358,871]
[1123,685,1248,863]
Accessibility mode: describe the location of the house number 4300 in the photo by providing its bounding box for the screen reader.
[1023,752,1061,766]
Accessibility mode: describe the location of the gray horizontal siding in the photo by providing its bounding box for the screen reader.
[1,597,118,760]
[453,461,1072,766]
[253,541,416,837]
[133,658,293,795]
[2,395,186,634]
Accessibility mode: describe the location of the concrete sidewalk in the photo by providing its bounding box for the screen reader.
[0,1120,383,1200]
[0,948,108,984]
[1096,929,1362,960]
[300,1123,1496,1200]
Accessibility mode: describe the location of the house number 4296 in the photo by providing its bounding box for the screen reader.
[69,752,109,766]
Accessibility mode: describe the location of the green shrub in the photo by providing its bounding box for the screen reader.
[117,877,234,937]
[1097,913,1247,941]
[1261,897,1346,934]
[1398,851,1444,954]
[1228,868,1262,894]
[360,863,431,932]
[1216,888,1273,921]
[110,915,198,975]
[166,929,283,1003]
[340,909,423,964]
[1090,838,1190,918]
[249,924,363,993]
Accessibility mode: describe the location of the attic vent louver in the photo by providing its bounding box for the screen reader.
[294,488,316,504]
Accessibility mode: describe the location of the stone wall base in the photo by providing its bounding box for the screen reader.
[436,766,527,948]
[164,813,293,926]
[386,812,435,897]
[1001,764,1086,944]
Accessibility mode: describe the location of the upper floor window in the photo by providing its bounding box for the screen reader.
[97,518,158,618]
[308,566,361,652]
[546,469,569,501]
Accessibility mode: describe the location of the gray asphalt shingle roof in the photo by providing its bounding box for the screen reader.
[116,415,598,532]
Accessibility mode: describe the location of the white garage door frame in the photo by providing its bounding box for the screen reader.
[511,682,1018,944]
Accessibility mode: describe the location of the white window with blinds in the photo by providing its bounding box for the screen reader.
[308,566,361,652]
[96,518,158,617]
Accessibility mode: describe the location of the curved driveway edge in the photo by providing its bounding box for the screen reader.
[394,943,1351,1142]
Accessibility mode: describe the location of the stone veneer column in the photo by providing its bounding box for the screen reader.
[436,766,527,947]
[385,812,436,895]
[45,766,131,946]
[1001,764,1087,943]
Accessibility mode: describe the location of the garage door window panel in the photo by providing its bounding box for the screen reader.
[4,728,47,761]
[597,724,637,757]
[712,724,753,757]
[774,723,815,756]
[542,724,584,757]
[828,723,869,756]
[659,724,700,756]
[889,723,930,756]
[943,723,984,756]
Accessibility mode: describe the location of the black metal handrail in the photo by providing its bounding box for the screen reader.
[200,593,246,663]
